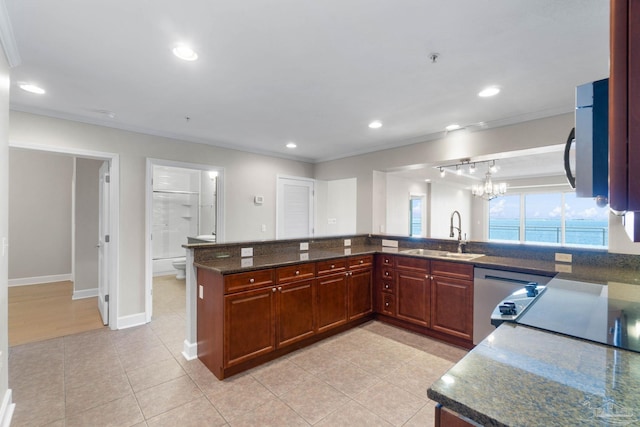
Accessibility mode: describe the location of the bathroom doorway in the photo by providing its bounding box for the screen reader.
[144,159,224,323]
[8,142,120,331]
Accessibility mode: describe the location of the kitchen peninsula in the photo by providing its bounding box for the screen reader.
[186,234,640,385]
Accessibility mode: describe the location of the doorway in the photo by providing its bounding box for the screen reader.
[8,142,119,330]
[276,176,315,239]
[145,158,224,323]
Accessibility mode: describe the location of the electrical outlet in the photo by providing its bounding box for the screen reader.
[344,248,352,255]
[555,264,572,273]
[241,258,254,268]
[382,239,398,248]
[555,253,572,263]
[300,253,309,261]
[300,242,309,251]
[241,247,253,257]
[344,239,351,247]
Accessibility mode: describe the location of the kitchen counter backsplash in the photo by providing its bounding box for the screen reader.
[186,234,640,279]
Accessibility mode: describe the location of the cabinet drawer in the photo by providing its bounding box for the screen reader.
[224,269,274,294]
[316,259,347,276]
[380,280,394,294]
[377,254,395,267]
[349,255,373,270]
[380,293,395,316]
[431,261,473,280]
[276,263,316,283]
[396,255,430,272]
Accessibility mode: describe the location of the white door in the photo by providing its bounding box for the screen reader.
[98,161,110,325]
[277,177,314,239]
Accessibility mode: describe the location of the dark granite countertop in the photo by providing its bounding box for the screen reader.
[192,244,640,286]
[427,323,640,426]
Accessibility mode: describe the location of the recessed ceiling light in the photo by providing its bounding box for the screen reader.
[172,44,198,61]
[368,121,382,129]
[286,142,297,149]
[19,83,45,94]
[478,86,500,97]
[445,124,461,131]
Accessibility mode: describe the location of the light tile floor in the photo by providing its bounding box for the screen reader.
[9,276,468,426]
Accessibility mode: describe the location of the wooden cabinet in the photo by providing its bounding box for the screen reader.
[431,261,474,342]
[224,286,276,367]
[374,254,474,348]
[276,279,316,348]
[435,404,476,427]
[610,0,640,241]
[316,264,348,333]
[347,255,373,321]
[392,256,431,328]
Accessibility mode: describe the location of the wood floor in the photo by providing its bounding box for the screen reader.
[8,281,105,346]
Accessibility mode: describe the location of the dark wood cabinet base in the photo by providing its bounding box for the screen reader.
[204,315,373,380]
[375,313,474,350]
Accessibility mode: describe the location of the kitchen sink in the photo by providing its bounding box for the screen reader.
[399,248,484,260]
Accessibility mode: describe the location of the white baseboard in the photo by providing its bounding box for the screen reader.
[72,287,98,300]
[0,389,15,427]
[8,273,72,287]
[182,339,198,361]
[117,313,147,330]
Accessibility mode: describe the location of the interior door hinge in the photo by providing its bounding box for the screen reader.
[105,174,110,183]
[105,235,110,243]
[105,294,109,302]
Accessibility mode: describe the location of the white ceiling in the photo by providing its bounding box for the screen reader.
[4,0,609,163]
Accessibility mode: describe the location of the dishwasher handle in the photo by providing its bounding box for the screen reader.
[482,274,538,286]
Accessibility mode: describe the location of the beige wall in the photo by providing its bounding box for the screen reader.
[0,45,11,419]
[74,158,102,294]
[8,149,73,280]
[9,111,314,319]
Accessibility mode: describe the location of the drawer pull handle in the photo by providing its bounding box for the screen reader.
[359,260,364,264]
[331,264,335,268]
[385,284,389,289]
[385,302,390,307]
[385,272,389,276]
[385,258,390,263]
[278,286,282,291]
[295,270,300,275]
[249,278,255,284]
[272,288,277,292]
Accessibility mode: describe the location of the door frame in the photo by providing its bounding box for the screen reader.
[144,158,225,323]
[9,141,120,329]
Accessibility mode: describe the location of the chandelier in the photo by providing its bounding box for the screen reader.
[472,171,507,200]
[436,159,508,201]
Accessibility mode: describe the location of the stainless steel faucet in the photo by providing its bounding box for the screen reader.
[449,210,464,253]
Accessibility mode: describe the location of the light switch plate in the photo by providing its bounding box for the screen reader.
[198,285,204,300]
[241,247,253,257]
[300,242,309,251]
[555,253,572,263]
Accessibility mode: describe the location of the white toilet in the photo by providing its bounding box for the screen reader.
[172,257,186,280]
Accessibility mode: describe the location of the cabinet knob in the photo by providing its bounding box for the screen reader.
[385,284,389,289]
[385,302,390,307]
[385,272,389,276]
[331,264,335,269]
[295,270,300,275]
[249,278,255,284]
[272,288,277,292]
[278,286,282,291]
[385,258,390,263]
[359,260,364,264]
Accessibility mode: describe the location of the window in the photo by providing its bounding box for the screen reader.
[489,191,608,247]
[409,196,424,237]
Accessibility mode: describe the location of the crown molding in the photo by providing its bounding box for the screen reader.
[0,0,21,67]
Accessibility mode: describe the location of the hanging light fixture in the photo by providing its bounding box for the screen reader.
[472,170,507,200]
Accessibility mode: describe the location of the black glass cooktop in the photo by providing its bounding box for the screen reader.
[517,278,640,353]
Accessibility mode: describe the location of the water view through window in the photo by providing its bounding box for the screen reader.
[489,192,608,247]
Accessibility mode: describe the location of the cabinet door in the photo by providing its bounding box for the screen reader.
[431,276,473,341]
[316,273,348,333]
[277,279,315,348]
[396,270,430,327]
[348,268,373,321]
[224,287,276,367]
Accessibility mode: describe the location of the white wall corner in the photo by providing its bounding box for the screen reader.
[72,288,98,300]
[116,313,147,330]
[0,0,21,67]
[0,389,15,427]
[182,339,198,361]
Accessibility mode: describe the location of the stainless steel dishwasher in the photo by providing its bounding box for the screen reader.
[473,267,554,344]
